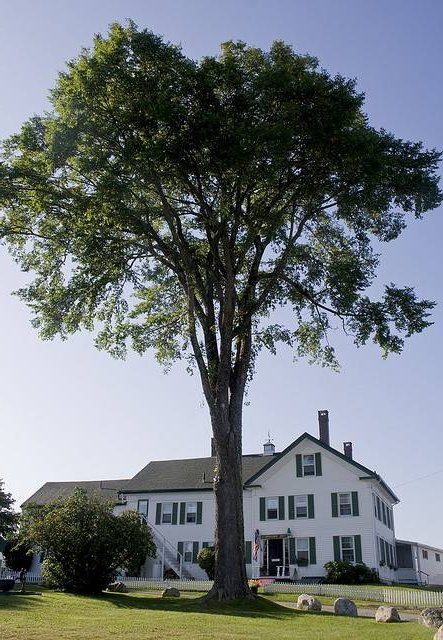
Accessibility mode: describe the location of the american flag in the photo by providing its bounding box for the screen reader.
[253,529,260,561]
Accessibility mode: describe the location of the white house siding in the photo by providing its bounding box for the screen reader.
[122,438,398,581]
[124,491,216,580]
[396,540,443,586]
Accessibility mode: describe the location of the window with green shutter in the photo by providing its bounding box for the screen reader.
[179,502,186,524]
[245,541,252,564]
[289,537,296,564]
[192,541,199,563]
[331,493,338,517]
[288,495,295,520]
[196,501,203,524]
[278,496,285,520]
[351,492,359,517]
[171,502,178,525]
[259,497,266,521]
[309,537,317,564]
[307,494,315,519]
[354,535,362,563]
[155,503,162,525]
[333,536,341,561]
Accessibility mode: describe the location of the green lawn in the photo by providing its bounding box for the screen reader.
[0,589,433,640]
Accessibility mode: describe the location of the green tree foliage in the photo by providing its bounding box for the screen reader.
[23,488,155,594]
[197,546,215,580]
[324,560,380,585]
[0,480,18,538]
[3,535,33,572]
[0,23,440,598]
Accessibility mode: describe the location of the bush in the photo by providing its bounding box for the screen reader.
[324,560,380,585]
[197,546,215,579]
[25,488,156,594]
[3,535,33,571]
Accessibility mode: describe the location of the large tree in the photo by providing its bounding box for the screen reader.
[0,24,440,599]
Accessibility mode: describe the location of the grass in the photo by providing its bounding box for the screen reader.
[0,589,432,640]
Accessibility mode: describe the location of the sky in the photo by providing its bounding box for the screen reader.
[0,0,442,548]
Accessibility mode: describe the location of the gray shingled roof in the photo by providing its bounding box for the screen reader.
[22,479,129,507]
[123,455,271,493]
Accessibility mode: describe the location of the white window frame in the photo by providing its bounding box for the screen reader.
[162,502,173,524]
[302,454,315,476]
[338,492,352,517]
[266,497,279,520]
[296,537,309,563]
[183,541,193,563]
[295,495,308,518]
[186,502,197,524]
[137,499,149,517]
[340,536,355,563]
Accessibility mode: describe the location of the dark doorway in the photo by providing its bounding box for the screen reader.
[266,538,283,576]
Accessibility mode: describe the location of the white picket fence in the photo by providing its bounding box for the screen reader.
[263,582,443,608]
[122,577,214,592]
[9,574,443,608]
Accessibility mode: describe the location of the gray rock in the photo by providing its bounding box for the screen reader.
[334,597,358,616]
[421,608,443,629]
[296,594,322,611]
[107,581,128,593]
[433,625,443,640]
[375,606,401,623]
[162,587,180,598]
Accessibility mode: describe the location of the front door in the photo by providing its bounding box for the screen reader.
[266,539,283,576]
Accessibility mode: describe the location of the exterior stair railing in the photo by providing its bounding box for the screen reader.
[141,517,193,580]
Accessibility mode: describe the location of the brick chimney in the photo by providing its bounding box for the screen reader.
[211,437,216,457]
[318,410,330,445]
[343,442,353,459]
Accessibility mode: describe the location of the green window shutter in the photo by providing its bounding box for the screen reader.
[354,535,362,563]
[351,491,359,517]
[315,452,322,476]
[296,454,303,477]
[245,541,252,564]
[289,538,296,564]
[259,497,266,521]
[155,503,162,525]
[309,537,317,565]
[331,493,338,517]
[192,541,199,563]
[197,502,203,524]
[202,541,209,548]
[288,495,295,520]
[278,496,285,520]
[308,494,315,519]
[179,502,186,525]
[177,541,183,562]
[333,536,341,561]
[172,502,178,525]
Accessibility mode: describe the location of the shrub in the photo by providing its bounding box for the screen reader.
[25,488,156,594]
[324,560,380,584]
[197,546,215,579]
[3,535,33,571]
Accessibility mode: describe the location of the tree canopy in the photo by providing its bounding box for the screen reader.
[0,480,17,538]
[21,488,155,593]
[0,23,440,599]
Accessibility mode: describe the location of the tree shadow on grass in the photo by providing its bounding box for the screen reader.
[0,591,43,611]
[98,592,337,620]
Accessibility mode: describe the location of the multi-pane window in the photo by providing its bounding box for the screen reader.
[422,549,428,559]
[266,497,279,520]
[296,538,309,563]
[436,553,441,562]
[183,542,193,563]
[341,536,355,563]
[162,502,173,524]
[295,495,308,518]
[137,499,149,516]
[339,493,352,516]
[302,454,315,476]
[186,502,197,523]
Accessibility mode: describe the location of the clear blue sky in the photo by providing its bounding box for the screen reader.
[1,0,442,547]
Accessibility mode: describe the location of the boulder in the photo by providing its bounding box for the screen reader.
[162,587,180,598]
[421,608,443,629]
[107,581,128,593]
[433,625,443,640]
[296,594,322,611]
[375,606,401,623]
[334,597,358,617]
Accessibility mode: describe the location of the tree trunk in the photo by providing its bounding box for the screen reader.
[203,405,252,601]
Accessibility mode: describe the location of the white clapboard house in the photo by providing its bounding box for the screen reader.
[24,410,407,582]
